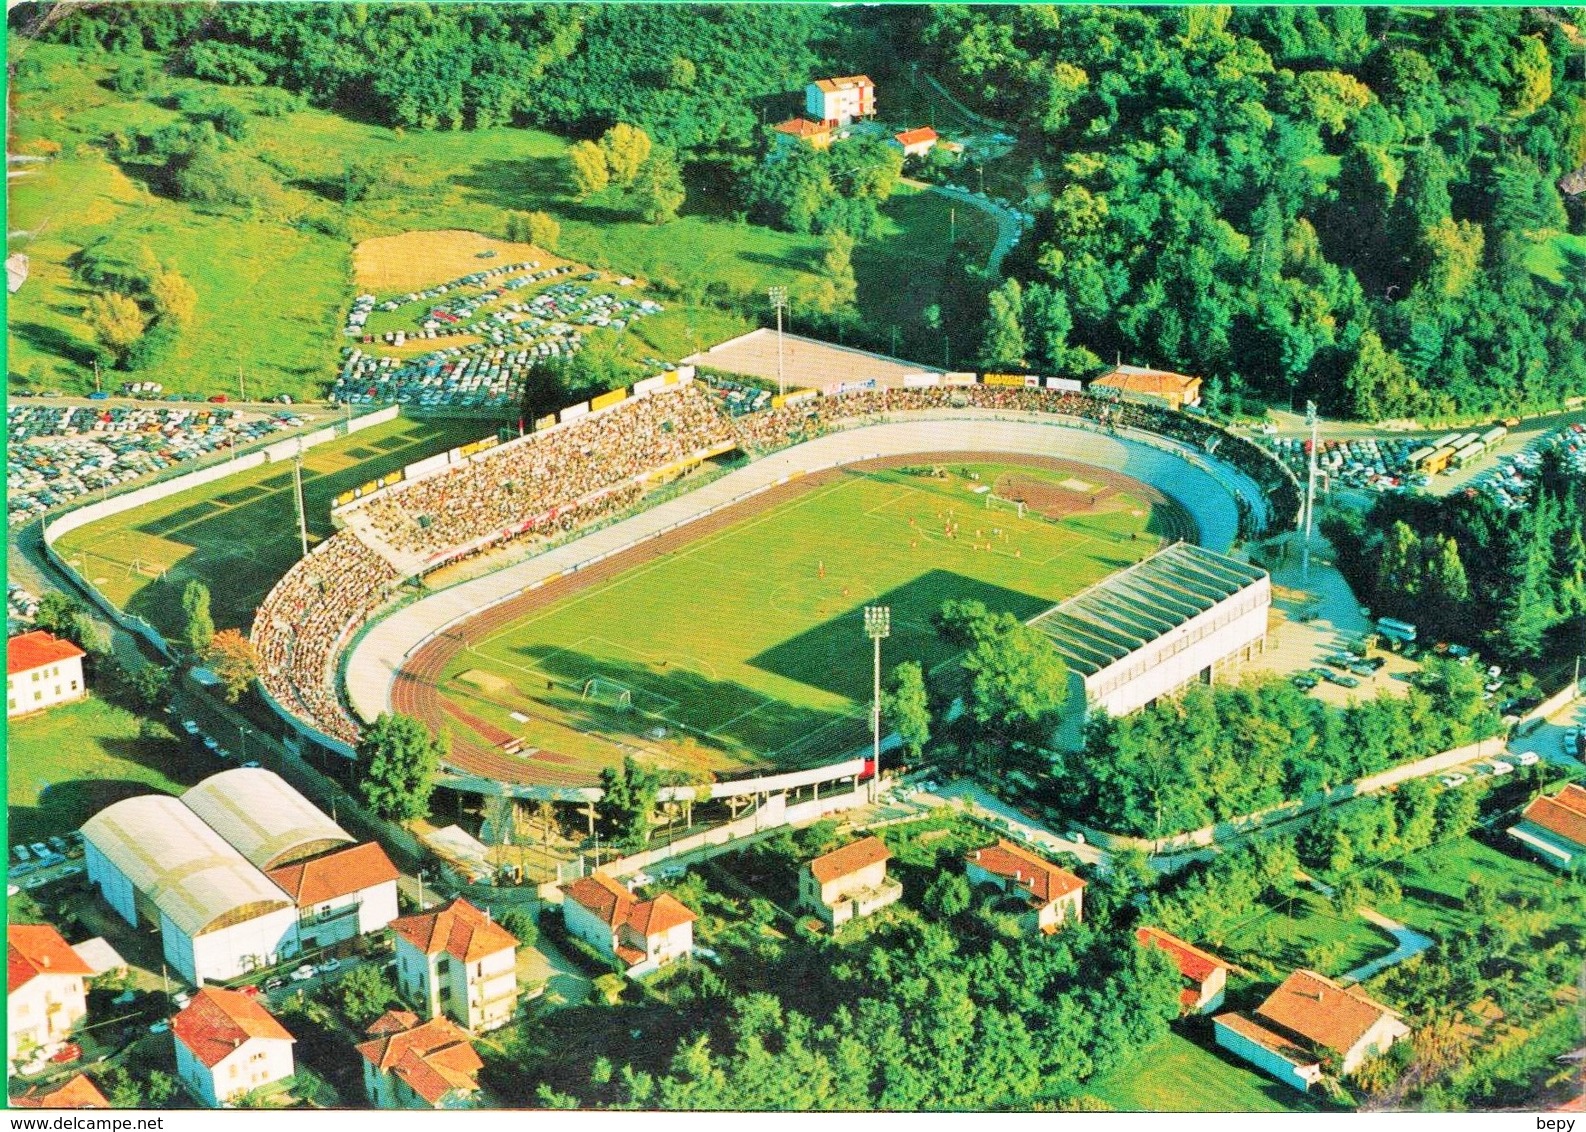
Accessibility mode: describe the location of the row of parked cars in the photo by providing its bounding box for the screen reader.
[1265,434,1424,493]
[7,405,300,526]
[1470,422,1586,512]
[180,718,260,768]
[10,833,84,889]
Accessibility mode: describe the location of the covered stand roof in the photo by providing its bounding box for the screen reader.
[81,795,293,938]
[181,768,354,871]
[1028,542,1267,677]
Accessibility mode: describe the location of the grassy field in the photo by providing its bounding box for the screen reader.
[1217,889,1398,981]
[7,43,992,399]
[437,462,1169,777]
[7,696,191,843]
[53,415,487,639]
[1087,1031,1321,1113]
[1524,231,1586,287]
[1375,833,1585,940]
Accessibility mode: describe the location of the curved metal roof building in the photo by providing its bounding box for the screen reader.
[180,768,354,871]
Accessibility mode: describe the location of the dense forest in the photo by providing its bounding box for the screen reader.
[17,1,1586,418]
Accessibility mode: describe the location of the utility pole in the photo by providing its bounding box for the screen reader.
[238,365,246,402]
[92,358,101,394]
[293,440,309,560]
[864,606,891,803]
[949,206,956,246]
[1301,400,1319,584]
[768,286,788,397]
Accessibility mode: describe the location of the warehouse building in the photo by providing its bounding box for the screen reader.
[82,796,299,985]
[1029,541,1269,721]
[182,767,356,871]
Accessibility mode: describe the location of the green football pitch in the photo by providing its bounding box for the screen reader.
[53,415,492,640]
[436,461,1181,778]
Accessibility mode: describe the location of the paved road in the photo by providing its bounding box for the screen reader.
[922,181,1023,274]
[1341,909,1435,986]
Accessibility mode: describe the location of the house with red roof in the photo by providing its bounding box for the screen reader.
[772,117,834,151]
[172,987,295,1108]
[963,840,1085,935]
[889,126,939,159]
[806,75,875,126]
[7,630,85,718]
[390,898,519,1033]
[8,923,94,1061]
[1508,783,1586,870]
[1092,364,1204,411]
[267,841,401,949]
[1135,926,1229,1014]
[562,872,696,976]
[10,1073,110,1109]
[356,1010,483,1110]
[799,836,902,929]
[1214,969,1410,1091]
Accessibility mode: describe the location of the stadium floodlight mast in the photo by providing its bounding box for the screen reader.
[864,605,890,803]
[1301,400,1318,584]
[768,286,788,397]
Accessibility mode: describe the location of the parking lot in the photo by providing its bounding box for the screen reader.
[7,402,306,526]
[1464,420,1586,512]
[1264,433,1424,494]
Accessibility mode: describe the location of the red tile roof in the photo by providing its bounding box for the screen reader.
[391,898,517,963]
[366,1010,421,1037]
[1093,366,1202,399]
[1136,926,1227,983]
[172,987,294,1069]
[10,1074,110,1109]
[8,923,94,994]
[1521,784,1586,849]
[894,127,939,147]
[1255,970,1401,1058]
[563,873,696,941]
[356,1015,482,1107]
[813,75,874,93]
[965,840,1085,905]
[7,631,85,676]
[267,841,399,906]
[774,118,831,139]
[809,837,891,885]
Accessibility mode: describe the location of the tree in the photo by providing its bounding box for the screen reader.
[923,872,972,919]
[566,140,610,199]
[494,905,539,948]
[883,662,931,759]
[960,617,1068,739]
[85,291,147,365]
[34,592,90,649]
[356,713,443,822]
[148,269,198,326]
[600,123,653,187]
[632,149,685,224]
[979,279,1026,369]
[1344,330,1416,421]
[204,629,258,703]
[334,963,400,1029]
[182,579,214,657]
[597,756,662,850]
[816,232,858,311]
[524,210,560,250]
[1432,783,1480,841]
[127,663,173,710]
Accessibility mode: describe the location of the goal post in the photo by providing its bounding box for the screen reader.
[984,493,1026,520]
[581,677,634,711]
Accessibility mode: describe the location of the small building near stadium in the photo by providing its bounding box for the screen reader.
[1028,541,1269,723]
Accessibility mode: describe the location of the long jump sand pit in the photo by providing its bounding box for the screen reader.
[994,471,1116,519]
[353,229,572,294]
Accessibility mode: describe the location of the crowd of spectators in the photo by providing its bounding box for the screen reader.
[352,384,734,560]
[253,535,398,746]
[252,378,1299,747]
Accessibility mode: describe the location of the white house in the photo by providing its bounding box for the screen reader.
[889,126,939,158]
[8,924,93,1061]
[7,631,86,718]
[267,841,400,950]
[963,839,1085,934]
[806,75,875,126]
[799,836,902,928]
[1215,969,1410,1091]
[561,873,696,976]
[172,987,295,1108]
[82,794,299,985]
[356,1010,483,1110]
[390,898,519,1033]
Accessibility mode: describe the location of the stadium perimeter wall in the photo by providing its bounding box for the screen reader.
[40,406,401,661]
[344,412,1260,758]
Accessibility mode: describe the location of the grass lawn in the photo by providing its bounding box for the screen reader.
[53,415,488,638]
[1087,1031,1320,1113]
[1375,834,1585,941]
[7,696,193,843]
[1216,889,1397,981]
[438,462,1169,779]
[1524,231,1586,287]
[8,43,990,398]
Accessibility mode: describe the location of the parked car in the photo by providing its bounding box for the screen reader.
[1324,672,1360,689]
[147,1020,170,1035]
[12,844,30,863]
[1486,760,1515,776]
[238,985,262,999]
[181,720,200,735]
[316,958,342,975]
[289,964,315,982]
[29,842,49,859]
[1517,751,1540,767]
[1565,728,1581,757]
[263,977,285,992]
[1291,673,1319,690]
[47,837,68,855]
[1439,773,1469,788]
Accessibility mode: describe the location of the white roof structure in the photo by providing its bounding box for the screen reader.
[181,768,354,871]
[81,795,293,938]
[71,936,127,976]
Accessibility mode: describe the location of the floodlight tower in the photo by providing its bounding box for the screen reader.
[768,286,789,397]
[1301,400,1318,584]
[864,605,891,803]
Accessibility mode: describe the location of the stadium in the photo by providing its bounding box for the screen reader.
[249,340,1301,804]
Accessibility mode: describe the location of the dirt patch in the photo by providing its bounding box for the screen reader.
[993,472,1113,519]
[352,229,573,294]
[457,669,512,695]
